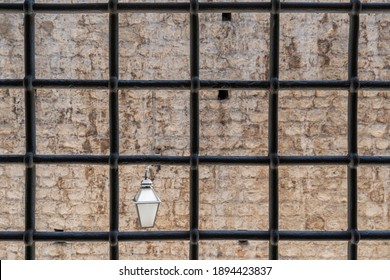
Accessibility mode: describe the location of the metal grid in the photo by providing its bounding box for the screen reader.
[0,0,390,260]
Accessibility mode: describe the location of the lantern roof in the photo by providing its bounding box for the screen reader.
[134,179,161,204]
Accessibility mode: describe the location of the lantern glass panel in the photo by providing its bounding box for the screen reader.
[136,203,160,228]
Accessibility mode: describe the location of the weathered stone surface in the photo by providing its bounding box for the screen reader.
[0,0,389,260]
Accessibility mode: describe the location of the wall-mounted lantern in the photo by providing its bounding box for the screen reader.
[134,166,161,228]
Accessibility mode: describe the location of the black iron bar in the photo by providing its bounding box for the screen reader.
[35,79,107,89]
[2,79,390,91]
[23,0,36,260]
[359,231,390,240]
[189,0,200,260]
[3,230,390,242]
[35,232,109,242]
[1,155,390,165]
[0,232,25,241]
[347,0,361,260]
[120,231,190,241]
[0,3,22,13]
[0,155,25,164]
[108,0,119,260]
[2,2,390,14]
[268,0,280,260]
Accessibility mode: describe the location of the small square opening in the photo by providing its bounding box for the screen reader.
[218,90,229,100]
[222,13,232,22]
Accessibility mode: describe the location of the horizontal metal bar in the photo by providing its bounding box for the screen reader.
[0,79,390,91]
[1,155,390,165]
[200,230,269,240]
[200,156,269,165]
[279,156,350,165]
[0,231,188,242]
[118,3,189,14]
[34,155,109,165]
[0,79,190,90]
[360,231,390,240]
[359,156,390,165]
[119,231,189,241]
[0,231,24,241]
[279,231,350,241]
[0,3,22,13]
[280,80,349,90]
[280,231,390,241]
[361,3,390,14]
[35,232,108,242]
[0,155,25,164]
[359,81,390,91]
[2,230,390,242]
[0,80,23,88]
[119,80,190,90]
[119,155,189,165]
[202,80,269,90]
[34,155,188,165]
[1,79,390,91]
[35,79,108,89]
[201,231,351,241]
[281,2,351,13]
[1,3,390,14]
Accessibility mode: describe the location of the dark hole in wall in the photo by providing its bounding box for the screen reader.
[222,13,232,22]
[218,90,229,100]
[238,240,249,246]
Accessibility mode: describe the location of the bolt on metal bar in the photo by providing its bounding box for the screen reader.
[23,0,36,260]
[108,0,120,260]
[268,0,280,260]
[347,0,361,260]
[189,0,200,260]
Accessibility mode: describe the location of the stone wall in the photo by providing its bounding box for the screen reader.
[0,0,389,259]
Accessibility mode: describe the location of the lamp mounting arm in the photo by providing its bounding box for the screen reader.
[144,165,152,180]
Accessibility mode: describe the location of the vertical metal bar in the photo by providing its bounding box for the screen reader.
[268,0,280,260]
[23,0,36,260]
[109,0,119,260]
[189,0,200,260]
[347,0,361,260]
